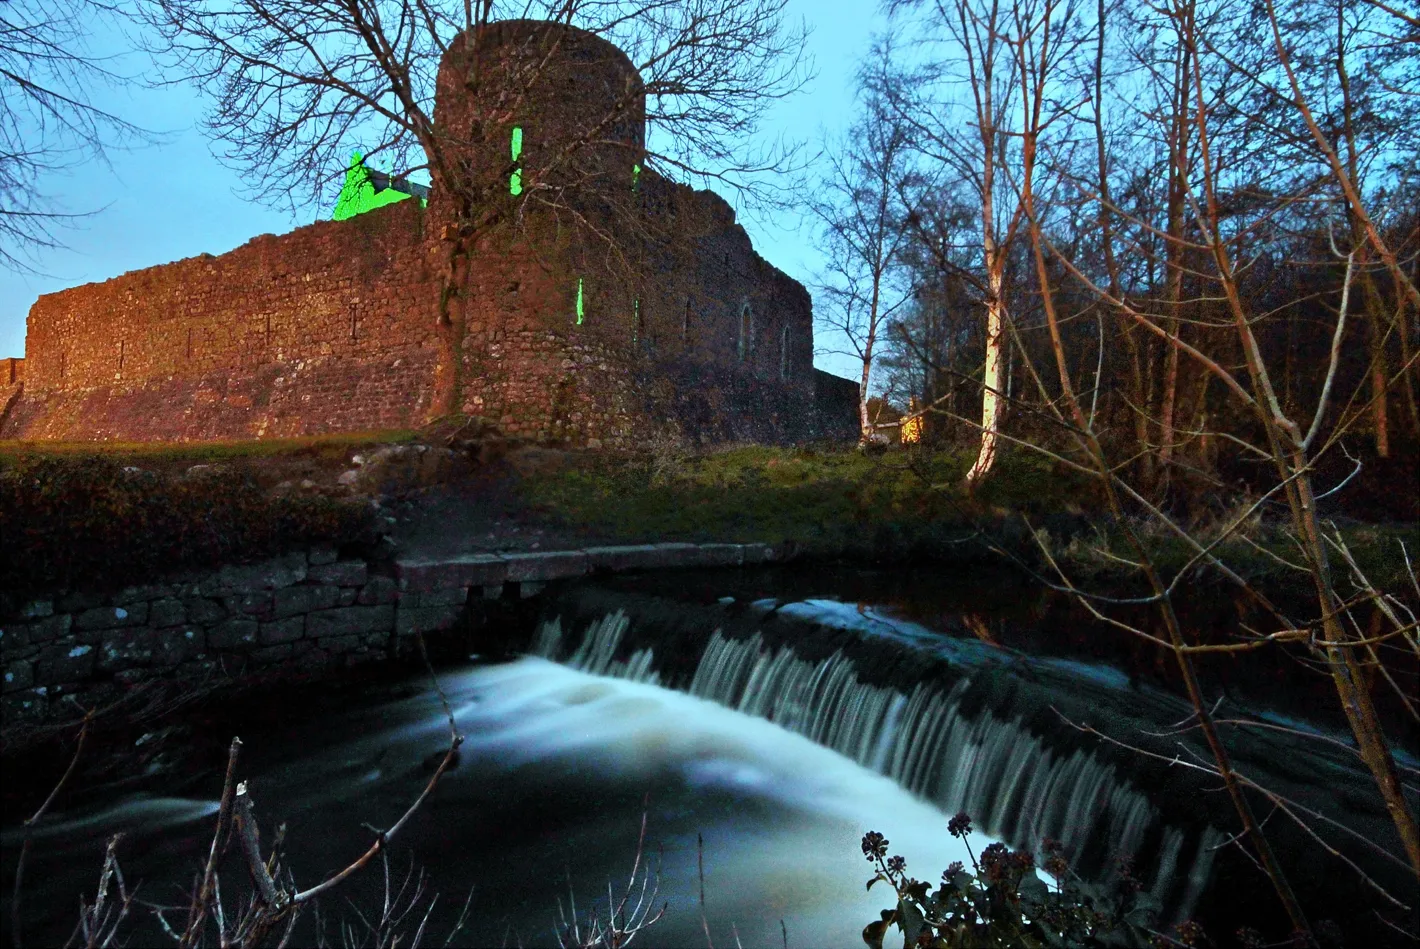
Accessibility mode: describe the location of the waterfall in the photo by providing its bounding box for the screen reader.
[532,608,1221,918]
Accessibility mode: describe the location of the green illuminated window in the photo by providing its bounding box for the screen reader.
[332,151,426,220]
[632,163,641,192]
[576,277,585,325]
[510,127,524,196]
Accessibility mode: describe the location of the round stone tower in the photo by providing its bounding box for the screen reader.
[431,19,646,225]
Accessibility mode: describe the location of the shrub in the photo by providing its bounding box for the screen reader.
[0,455,379,603]
[861,813,1166,949]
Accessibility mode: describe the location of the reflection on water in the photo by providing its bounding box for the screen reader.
[4,658,1000,947]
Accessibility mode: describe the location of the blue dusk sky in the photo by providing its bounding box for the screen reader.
[1,1,889,381]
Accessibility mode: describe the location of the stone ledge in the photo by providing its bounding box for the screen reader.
[396,554,507,592]
[503,550,589,582]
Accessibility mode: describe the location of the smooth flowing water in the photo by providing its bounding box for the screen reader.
[5,657,1012,946]
[5,571,1407,946]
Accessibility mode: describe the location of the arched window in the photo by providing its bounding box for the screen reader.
[780,325,790,381]
[738,304,753,362]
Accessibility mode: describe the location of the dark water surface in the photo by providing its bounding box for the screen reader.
[3,565,1414,947]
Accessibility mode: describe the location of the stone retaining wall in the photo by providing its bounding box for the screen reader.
[1,541,793,727]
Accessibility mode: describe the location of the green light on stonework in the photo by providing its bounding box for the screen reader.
[510,127,524,196]
[632,163,641,191]
[332,151,420,221]
[576,277,585,325]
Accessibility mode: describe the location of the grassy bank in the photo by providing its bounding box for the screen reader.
[518,442,1419,598]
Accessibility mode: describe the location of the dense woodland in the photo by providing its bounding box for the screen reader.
[812,0,1419,504]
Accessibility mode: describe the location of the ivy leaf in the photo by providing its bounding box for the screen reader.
[1018,873,1050,906]
[897,897,926,949]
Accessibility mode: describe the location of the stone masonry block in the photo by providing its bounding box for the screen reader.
[319,633,365,655]
[259,616,306,645]
[4,660,34,692]
[149,598,187,628]
[113,583,174,605]
[222,591,274,618]
[308,544,339,565]
[75,603,148,631]
[585,545,664,572]
[421,587,470,608]
[37,642,94,682]
[1,625,30,651]
[208,617,259,650]
[691,543,744,567]
[503,550,588,582]
[98,628,193,672]
[308,560,368,587]
[396,554,506,592]
[395,605,463,637]
[183,598,227,625]
[200,552,307,596]
[357,576,398,605]
[20,601,53,619]
[19,613,72,643]
[740,542,773,565]
[306,605,394,639]
[272,584,340,619]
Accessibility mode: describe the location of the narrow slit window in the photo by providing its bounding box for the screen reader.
[632,298,641,345]
[510,126,524,196]
[682,297,690,341]
[632,163,641,192]
[780,325,790,381]
[576,277,585,325]
[738,304,753,362]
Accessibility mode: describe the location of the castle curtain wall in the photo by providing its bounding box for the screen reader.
[7,203,438,440]
[3,19,856,445]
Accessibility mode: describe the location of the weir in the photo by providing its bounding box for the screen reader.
[529,599,1225,922]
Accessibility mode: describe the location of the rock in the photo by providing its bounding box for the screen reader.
[149,599,187,628]
[259,616,306,645]
[306,605,394,638]
[4,660,34,692]
[271,584,340,618]
[396,554,507,592]
[502,550,589,582]
[75,603,149,631]
[309,560,367,587]
[358,576,398,605]
[208,618,259,650]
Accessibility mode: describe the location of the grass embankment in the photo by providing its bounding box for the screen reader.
[0,434,414,607]
[519,443,1419,598]
[3,432,1414,607]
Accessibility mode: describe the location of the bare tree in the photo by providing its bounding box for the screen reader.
[137,0,809,419]
[809,44,914,444]
[885,0,1031,489]
[0,0,147,271]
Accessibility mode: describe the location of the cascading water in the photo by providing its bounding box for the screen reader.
[533,606,1222,920]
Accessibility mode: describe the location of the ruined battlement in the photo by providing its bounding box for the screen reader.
[3,20,857,446]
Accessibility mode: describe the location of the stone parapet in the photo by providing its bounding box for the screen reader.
[2,539,801,728]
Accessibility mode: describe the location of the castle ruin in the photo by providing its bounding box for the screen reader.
[1,20,858,446]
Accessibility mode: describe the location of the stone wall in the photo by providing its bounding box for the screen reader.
[7,203,438,441]
[1,541,794,727]
[3,20,857,445]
